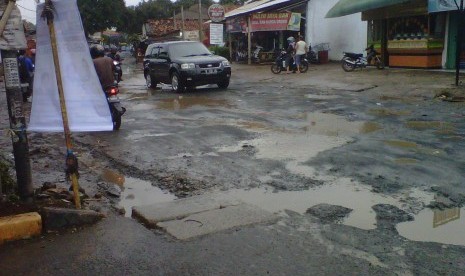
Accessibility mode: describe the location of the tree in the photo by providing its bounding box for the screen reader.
[219,0,247,5]
[77,0,127,35]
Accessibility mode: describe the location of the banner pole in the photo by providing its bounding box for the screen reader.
[41,0,81,209]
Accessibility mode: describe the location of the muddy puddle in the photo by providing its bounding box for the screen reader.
[397,207,465,246]
[219,112,381,178]
[102,170,176,217]
[157,96,234,110]
[221,180,430,230]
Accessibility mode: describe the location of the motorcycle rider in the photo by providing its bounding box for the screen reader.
[294,35,308,73]
[90,44,115,89]
[107,45,123,81]
[285,36,296,74]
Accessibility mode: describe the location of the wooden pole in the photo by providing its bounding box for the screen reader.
[247,16,251,65]
[455,0,464,86]
[198,0,203,42]
[42,0,81,208]
[0,0,33,200]
[181,6,185,39]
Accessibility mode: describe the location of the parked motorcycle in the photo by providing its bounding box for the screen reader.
[341,45,384,72]
[271,49,309,74]
[104,84,125,130]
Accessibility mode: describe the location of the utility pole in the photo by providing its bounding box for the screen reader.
[181,6,185,39]
[455,0,464,86]
[198,0,203,42]
[1,0,33,200]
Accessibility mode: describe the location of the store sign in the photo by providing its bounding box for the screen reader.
[183,30,199,41]
[250,12,301,32]
[428,0,457,13]
[208,4,225,22]
[210,23,224,45]
[226,17,246,33]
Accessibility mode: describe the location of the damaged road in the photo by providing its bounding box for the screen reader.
[1,60,465,274]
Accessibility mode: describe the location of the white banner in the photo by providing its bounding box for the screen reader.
[28,0,113,132]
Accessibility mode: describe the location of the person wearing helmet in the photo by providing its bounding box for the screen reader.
[285,36,296,73]
[108,45,121,62]
[90,44,115,89]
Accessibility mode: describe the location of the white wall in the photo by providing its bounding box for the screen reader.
[306,0,367,60]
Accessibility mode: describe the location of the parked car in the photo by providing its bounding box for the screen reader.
[143,41,231,92]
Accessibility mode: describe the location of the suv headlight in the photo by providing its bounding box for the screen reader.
[222,60,230,67]
[181,63,195,69]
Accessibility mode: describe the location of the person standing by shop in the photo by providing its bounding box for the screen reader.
[285,36,296,73]
[294,35,308,73]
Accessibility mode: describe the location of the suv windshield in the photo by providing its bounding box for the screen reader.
[169,42,212,57]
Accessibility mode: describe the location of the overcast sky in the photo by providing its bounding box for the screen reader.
[17,0,144,23]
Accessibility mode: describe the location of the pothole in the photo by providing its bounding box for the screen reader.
[396,207,465,246]
[220,179,431,230]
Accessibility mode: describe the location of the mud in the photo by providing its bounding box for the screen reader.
[1,59,465,273]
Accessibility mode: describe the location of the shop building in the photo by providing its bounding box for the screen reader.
[225,0,367,63]
[327,0,465,69]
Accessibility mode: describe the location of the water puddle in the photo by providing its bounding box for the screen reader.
[384,140,444,156]
[368,108,411,117]
[406,121,455,131]
[101,169,176,217]
[157,96,234,110]
[218,112,380,178]
[305,94,339,100]
[119,177,176,217]
[125,130,173,141]
[397,207,465,246]
[221,180,429,230]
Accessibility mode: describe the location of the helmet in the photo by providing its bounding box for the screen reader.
[90,44,105,59]
[287,36,295,42]
[110,45,117,54]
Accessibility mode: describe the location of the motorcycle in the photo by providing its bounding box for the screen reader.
[104,84,126,130]
[271,49,309,74]
[113,60,122,83]
[341,44,384,72]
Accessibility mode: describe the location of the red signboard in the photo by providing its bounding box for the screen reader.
[208,4,226,23]
[250,13,291,32]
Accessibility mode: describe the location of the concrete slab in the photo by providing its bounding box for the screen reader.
[132,194,242,227]
[0,212,42,244]
[157,204,278,240]
[41,207,105,230]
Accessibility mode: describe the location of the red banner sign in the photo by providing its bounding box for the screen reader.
[250,13,291,32]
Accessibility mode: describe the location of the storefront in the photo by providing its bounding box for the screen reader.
[327,0,464,69]
[225,0,307,64]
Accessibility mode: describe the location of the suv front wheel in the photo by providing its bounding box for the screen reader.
[217,78,230,89]
[145,73,157,89]
[171,72,185,93]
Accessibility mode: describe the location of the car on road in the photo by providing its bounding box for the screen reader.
[143,41,231,92]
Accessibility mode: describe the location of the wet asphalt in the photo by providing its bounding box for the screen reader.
[1,56,465,274]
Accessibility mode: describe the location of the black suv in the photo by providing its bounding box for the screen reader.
[143,41,231,92]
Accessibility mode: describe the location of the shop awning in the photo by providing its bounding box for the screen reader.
[325,0,411,18]
[225,0,304,19]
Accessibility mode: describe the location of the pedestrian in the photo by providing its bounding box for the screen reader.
[17,50,34,101]
[294,35,308,73]
[286,36,295,74]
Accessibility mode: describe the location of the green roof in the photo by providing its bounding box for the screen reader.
[326,0,411,18]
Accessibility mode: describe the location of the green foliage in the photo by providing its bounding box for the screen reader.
[209,45,230,60]
[77,0,127,35]
[0,159,15,194]
[219,0,247,5]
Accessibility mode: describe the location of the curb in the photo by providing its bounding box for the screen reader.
[0,212,42,244]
